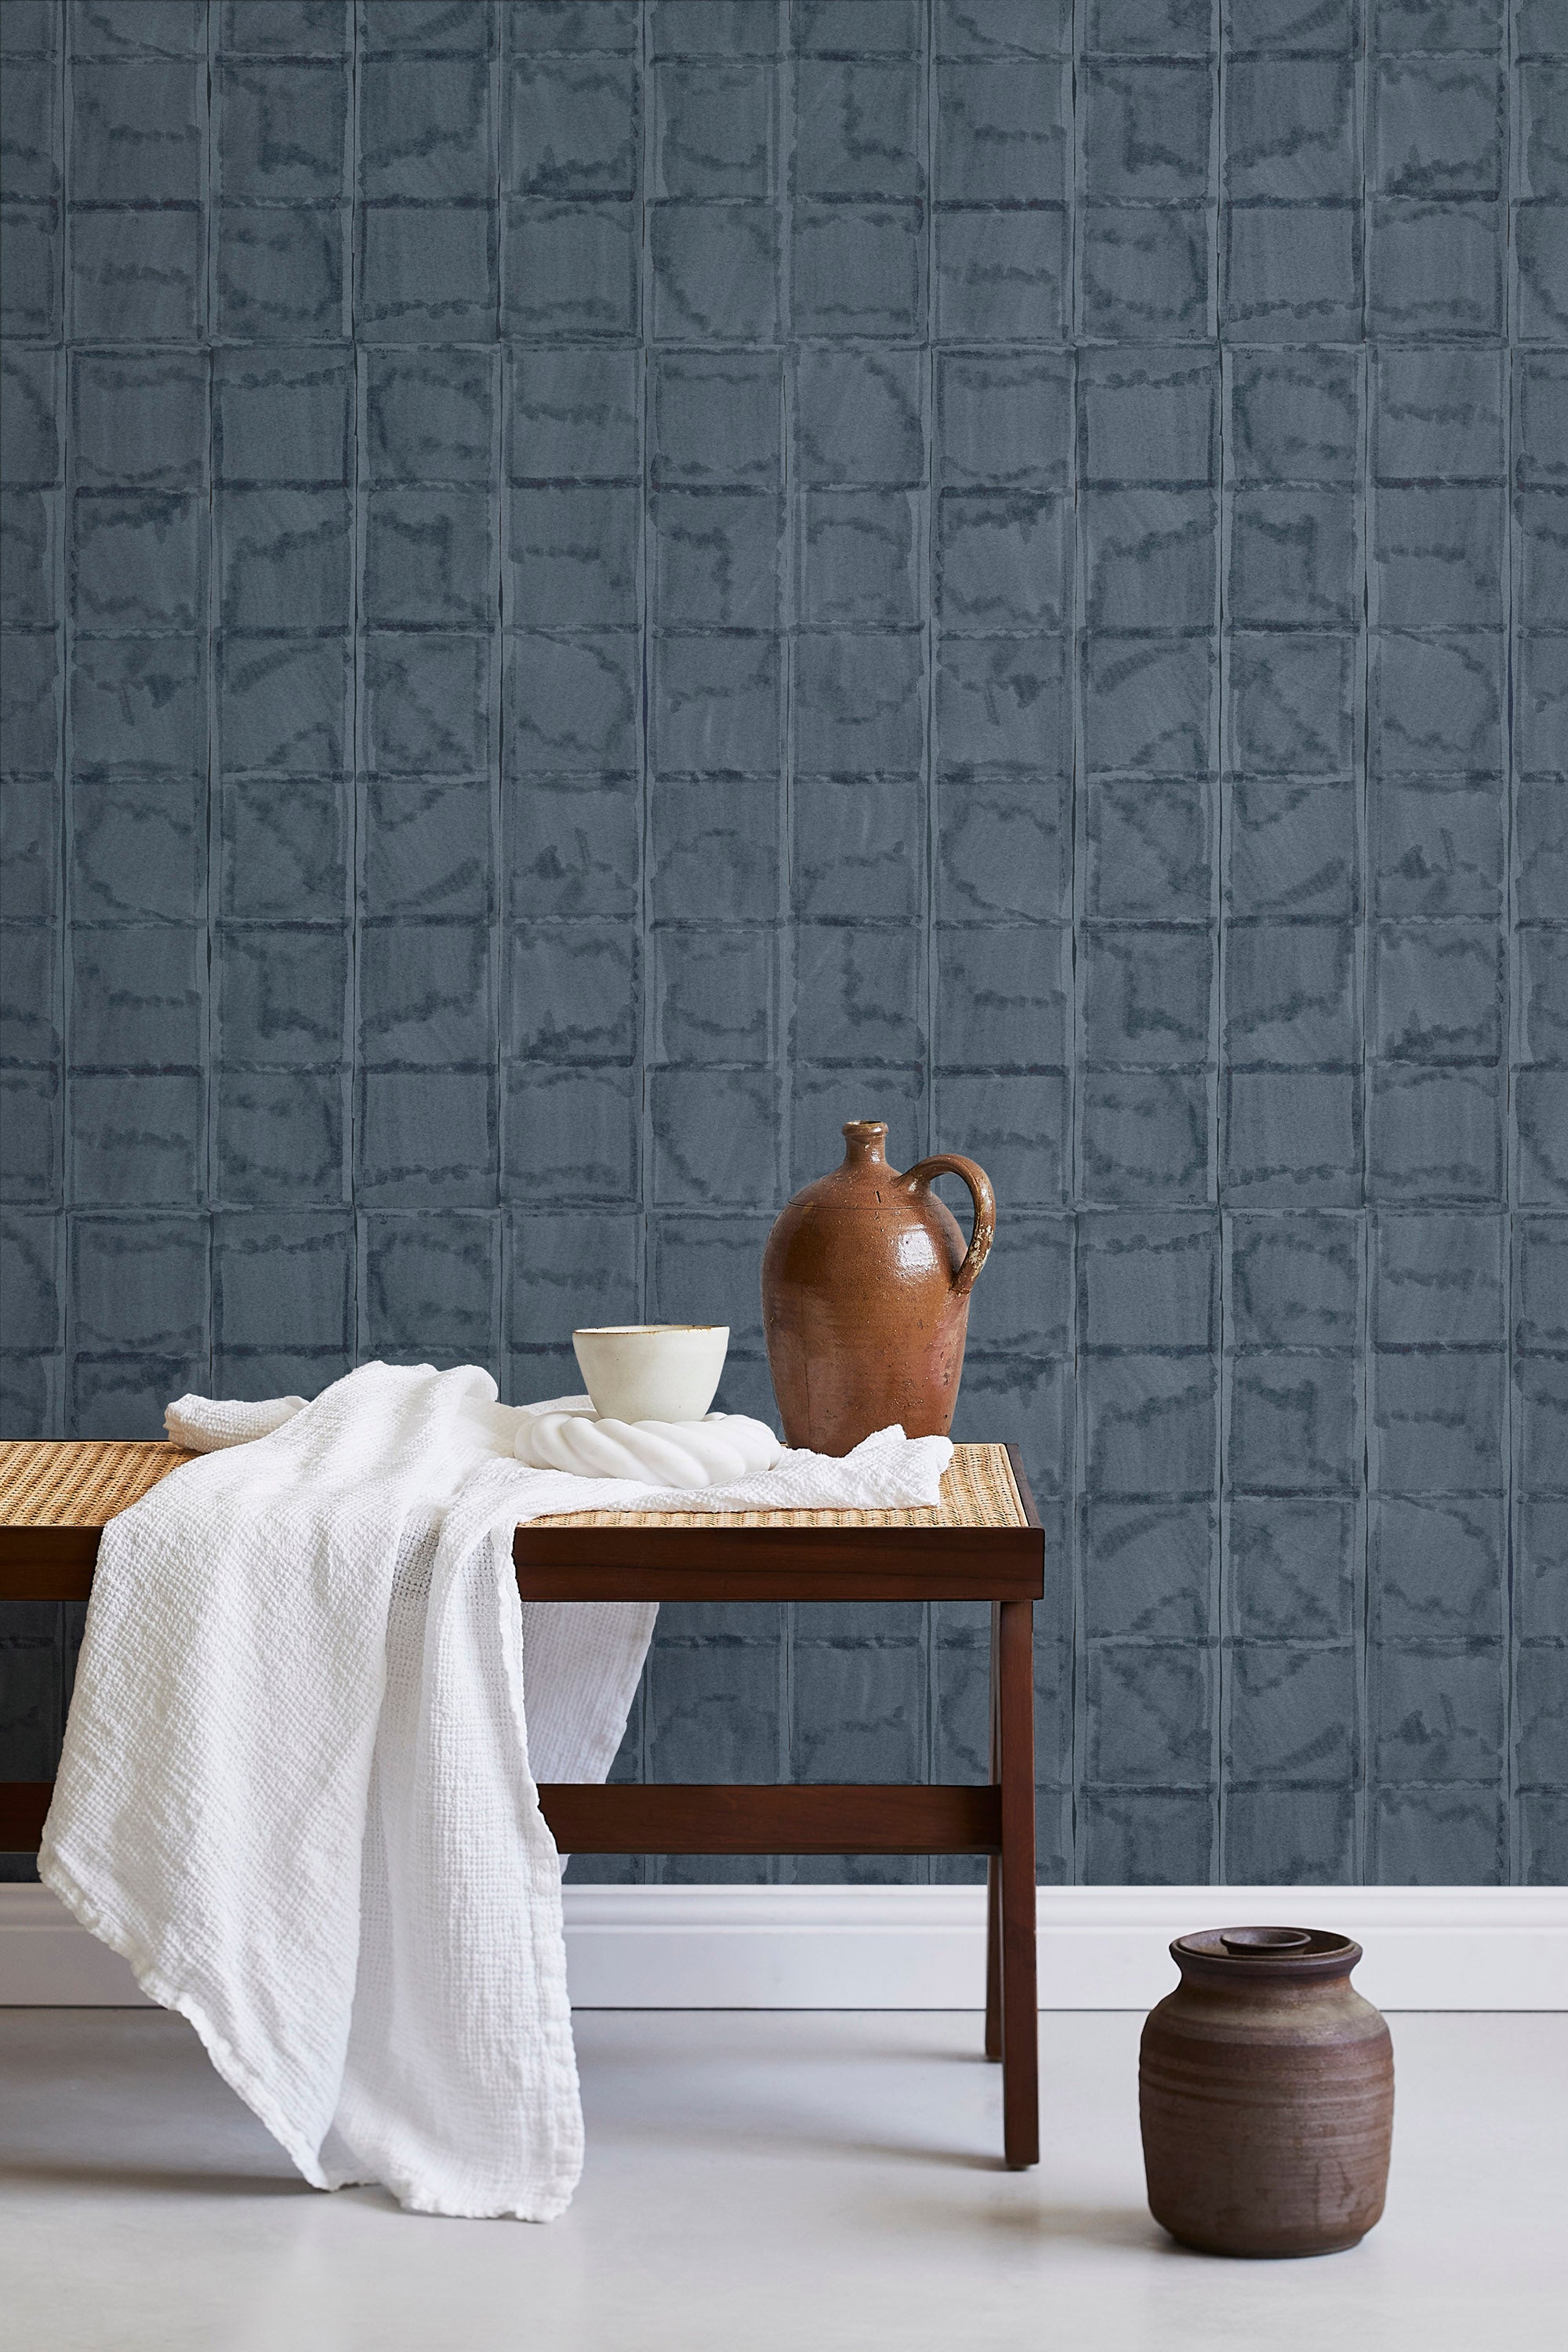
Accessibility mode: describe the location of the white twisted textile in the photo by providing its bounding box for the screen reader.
[514,1398,782,1486]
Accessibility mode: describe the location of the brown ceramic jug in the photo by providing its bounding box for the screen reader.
[1139,1926,1394,2259]
[760,1120,995,1456]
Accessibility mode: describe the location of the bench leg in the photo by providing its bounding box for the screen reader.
[984,1857,1002,2061]
[995,1597,1038,2169]
[984,1637,1000,2060]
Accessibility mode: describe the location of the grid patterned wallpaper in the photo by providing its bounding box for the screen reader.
[2,0,1566,1888]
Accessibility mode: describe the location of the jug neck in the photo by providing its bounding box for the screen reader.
[841,1120,890,1169]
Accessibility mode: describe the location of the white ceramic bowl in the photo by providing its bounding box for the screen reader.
[572,1325,729,1425]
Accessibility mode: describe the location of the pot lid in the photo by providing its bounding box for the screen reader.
[1172,1925,1362,1975]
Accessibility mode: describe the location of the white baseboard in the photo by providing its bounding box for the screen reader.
[3,1883,1564,2010]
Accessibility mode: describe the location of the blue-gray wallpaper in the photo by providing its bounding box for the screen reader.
[2,0,1565,1888]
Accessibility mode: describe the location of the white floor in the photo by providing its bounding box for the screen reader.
[0,2009,1563,2352]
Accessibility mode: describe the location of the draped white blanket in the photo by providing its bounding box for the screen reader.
[41,1362,954,2220]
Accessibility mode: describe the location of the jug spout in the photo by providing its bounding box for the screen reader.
[841,1120,889,1164]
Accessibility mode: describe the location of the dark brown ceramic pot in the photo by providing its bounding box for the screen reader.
[760,1121,996,1456]
[1139,1926,1394,2259]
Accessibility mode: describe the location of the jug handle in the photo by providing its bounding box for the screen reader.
[902,1155,996,1298]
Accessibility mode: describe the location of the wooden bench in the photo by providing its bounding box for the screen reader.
[0,1437,1044,2169]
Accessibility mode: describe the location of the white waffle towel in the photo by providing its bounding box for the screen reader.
[41,1363,953,2219]
[165,1391,306,1448]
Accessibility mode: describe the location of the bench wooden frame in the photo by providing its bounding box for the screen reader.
[0,1440,1044,2170]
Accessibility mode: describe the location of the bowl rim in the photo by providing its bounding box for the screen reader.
[573,1324,729,1338]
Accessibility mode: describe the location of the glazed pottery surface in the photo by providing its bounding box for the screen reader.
[572,1326,728,1425]
[760,1121,996,1457]
[1139,1926,1395,2260]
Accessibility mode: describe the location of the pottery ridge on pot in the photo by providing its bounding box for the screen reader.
[1138,1924,1395,2260]
[760,1121,996,1457]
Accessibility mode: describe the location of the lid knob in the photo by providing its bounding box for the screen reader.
[1220,1927,1315,1955]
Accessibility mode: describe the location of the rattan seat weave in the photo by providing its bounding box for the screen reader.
[0,1441,196,1527]
[0,1438,1023,1534]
